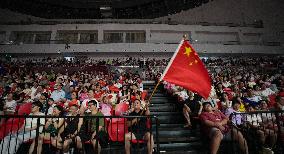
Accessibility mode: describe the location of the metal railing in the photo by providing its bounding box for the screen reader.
[230,110,284,154]
[0,115,160,154]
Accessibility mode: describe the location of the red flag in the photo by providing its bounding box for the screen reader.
[160,39,211,99]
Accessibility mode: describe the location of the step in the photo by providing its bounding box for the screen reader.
[154,115,184,124]
[150,105,176,112]
[152,126,194,132]
[151,111,181,116]
[152,93,165,97]
[150,99,177,104]
[142,81,156,84]
[149,103,178,108]
[147,90,163,95]
[159,151,200,154]
[157,136,200,143]
[152,123,185,129]
[159,142,203,151]
[151,96,176,101]
[153,130,193,138]
[149,102,176,106]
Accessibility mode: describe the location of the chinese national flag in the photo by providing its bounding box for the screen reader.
[160,39,211,99]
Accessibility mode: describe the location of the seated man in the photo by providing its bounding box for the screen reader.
[183,91,202,128]
[76,100,104,153]
[0,101,45,154]
[125,99,154,154]
[200,102,248,154]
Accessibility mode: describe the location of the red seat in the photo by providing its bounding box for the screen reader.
[268,94,276,108]
[0,102,33,140]
[131,139,145,144]
[108,118,128,142]
[43,139,51,144]
[18,102,32,115]
[115,102,129,116]
[23,139,33,144]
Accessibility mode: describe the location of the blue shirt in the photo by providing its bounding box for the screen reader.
[51,90,65,102]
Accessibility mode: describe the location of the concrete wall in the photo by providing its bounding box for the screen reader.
[0,24,283,54]
[156,0,284,29]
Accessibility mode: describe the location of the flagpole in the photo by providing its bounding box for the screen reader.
[148,80,161,102]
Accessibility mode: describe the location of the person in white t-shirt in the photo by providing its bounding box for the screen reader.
[0,101,45,154]
[3,93,17,114]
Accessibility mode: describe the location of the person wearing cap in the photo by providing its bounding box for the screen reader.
[29,105,65,154]
[125,99,154,154]
[200,102,248,154]
[0,101,45,154]
[76,100,104,153]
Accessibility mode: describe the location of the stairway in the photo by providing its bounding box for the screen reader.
[143,81,205,154]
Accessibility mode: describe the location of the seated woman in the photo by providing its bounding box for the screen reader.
[219,92,232,113]
[67,92,80,107]
[100,95,112,117]
[29,105,65,154]
[125,99,154,154]
[200,102,248,154]
[52,104,83,153]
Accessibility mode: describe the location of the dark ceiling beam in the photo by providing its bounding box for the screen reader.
[112,0,160,8]
[37,0,112,8]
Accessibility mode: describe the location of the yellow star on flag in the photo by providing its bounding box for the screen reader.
[184,47,192,57]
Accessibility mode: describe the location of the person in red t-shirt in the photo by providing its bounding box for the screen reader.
[200,102,248,154]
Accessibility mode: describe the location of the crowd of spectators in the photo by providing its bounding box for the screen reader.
[163,56,284,154]
[9,57,169,68]
[0,56,157,154]
[0,55,283,154]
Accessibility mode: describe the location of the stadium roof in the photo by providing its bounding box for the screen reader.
[0,0,209,19]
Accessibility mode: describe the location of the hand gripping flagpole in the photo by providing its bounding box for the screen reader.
[147,34,188,102]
